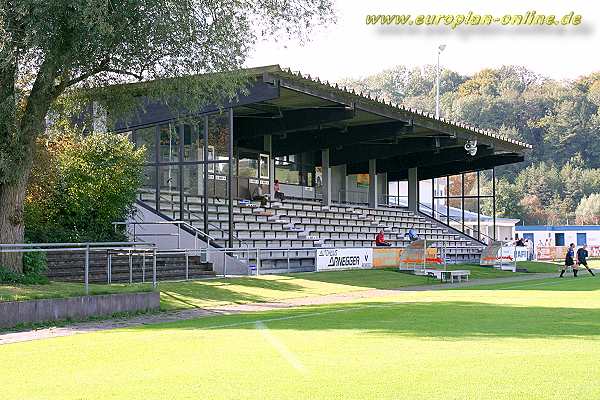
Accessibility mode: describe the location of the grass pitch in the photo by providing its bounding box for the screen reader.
[2,275,599,399]
[0,263,544,309]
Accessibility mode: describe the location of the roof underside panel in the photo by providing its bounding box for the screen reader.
[234,66,530,177]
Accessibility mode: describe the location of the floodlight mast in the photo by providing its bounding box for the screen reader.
[435,44,446,119]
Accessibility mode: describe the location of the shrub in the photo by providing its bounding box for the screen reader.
[0,250,49,284]
[25,132,145,243]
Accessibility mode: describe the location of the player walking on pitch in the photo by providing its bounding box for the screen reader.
[577,244,595,276]
[559,243,577,278]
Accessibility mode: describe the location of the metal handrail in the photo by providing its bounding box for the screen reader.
[157,192,250,248]
[113,220,216,248]
[418,202,494,244]
[0,241,158,293]
[0,241,152,249]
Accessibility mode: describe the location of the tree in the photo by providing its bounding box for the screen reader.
[576,194,600,225]
[0,0,335,272]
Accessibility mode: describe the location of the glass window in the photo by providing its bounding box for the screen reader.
[259,154,270,179]
[448,197,463,230]
[434,198,447,223]
[479,169,494,196]
[463,172,478,197]
[433,177,447,198]
[419,179,433,209]
[182,164,203,198]
[159,165,180,195]
[448,174,462,197]
[238,157,259,178]
[138,166,157,205]
[134,126,156,163]
[275,157,301,185]
[183,123,203,162]
[208,113,230,160]
[159,124,180,162]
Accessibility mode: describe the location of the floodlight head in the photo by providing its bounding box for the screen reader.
[438,44,446,52]
[464,140,478,156]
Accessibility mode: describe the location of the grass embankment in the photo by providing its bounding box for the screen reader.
[1,276,599,400]
[0,263,557,310]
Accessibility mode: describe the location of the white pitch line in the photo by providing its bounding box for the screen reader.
[255,321,308,374]
[201,305,385,330]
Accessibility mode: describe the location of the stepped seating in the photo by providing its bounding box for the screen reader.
[138,191,484,274]
[45,251,215,283]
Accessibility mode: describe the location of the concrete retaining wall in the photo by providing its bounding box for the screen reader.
[0,291,160,329]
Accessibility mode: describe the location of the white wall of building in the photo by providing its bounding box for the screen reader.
[516,227,600,247]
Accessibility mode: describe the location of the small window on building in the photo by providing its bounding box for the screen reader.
[577,233,587,246]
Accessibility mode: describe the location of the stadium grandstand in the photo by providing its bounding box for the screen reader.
[88,65,531,275]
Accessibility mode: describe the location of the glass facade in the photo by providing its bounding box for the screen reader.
[419,169,496,244]
[131,110,234,245]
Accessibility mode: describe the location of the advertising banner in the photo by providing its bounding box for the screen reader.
[315,248,373,272]
[356,173,370,188]
[536,246,569,261]
[514,247,529,262]
[373,247,438,269]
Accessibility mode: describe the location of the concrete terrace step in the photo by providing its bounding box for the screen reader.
[45,251,215,282]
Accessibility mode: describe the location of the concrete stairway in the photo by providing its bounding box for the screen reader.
[46,251,215,283]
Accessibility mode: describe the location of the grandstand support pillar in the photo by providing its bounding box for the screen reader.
[381,172,388,206]
[321,148,332,206]
[264,135,274,196]
[369,159,378,208]
[340,164,347,203]
[408,167,418,212]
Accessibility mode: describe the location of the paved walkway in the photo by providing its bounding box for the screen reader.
[0,273,558,346]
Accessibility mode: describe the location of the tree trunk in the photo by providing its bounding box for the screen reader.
[0,172,29,273]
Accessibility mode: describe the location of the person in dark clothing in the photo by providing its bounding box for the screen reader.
[560,243,577,278]
[375,230,391,247]
[577,244,595,276]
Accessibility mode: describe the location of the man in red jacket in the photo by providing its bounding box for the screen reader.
[375,230,391,247]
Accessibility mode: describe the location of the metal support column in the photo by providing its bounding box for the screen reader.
[228,108,234,248]
[492,168,496,241]
[369,159,377,208]
[203,117,209,237]
[321,148,332,206]
[408,167,418,212]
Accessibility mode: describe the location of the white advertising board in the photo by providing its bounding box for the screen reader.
[316,248,373,272]
[514,247,529,262]
[498,246,528,263]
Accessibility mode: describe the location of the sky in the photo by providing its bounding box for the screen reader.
[246,0,600,82]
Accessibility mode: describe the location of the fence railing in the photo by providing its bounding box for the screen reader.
[0,242,157,294]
